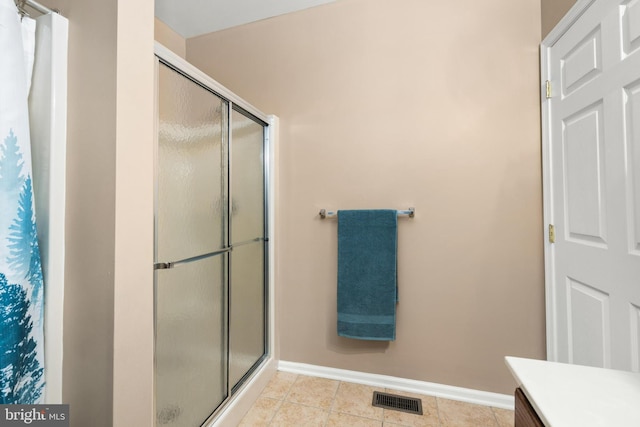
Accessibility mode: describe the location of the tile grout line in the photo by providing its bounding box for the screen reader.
[266,373,299,426]
[323,379,342,427]
[328,380,387,426]
[264,399,277,427]
[381,386,388,426]
[490,407,501,427]
[271,374,344,427]
[434,396,443,427]
[282,373,299,401]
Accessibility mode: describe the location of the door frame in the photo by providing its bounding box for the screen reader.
[540,0,599,362]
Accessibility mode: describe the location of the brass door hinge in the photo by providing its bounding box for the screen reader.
[549,224,556,243]
[545,80,552,99]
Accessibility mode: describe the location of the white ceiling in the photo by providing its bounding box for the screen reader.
[155,0,337,39]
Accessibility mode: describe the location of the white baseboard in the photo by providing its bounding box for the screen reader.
[278,360,515,410]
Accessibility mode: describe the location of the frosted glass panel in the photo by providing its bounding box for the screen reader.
[155,256,227,426]
[155,57,269,420]
[157,64,227,262]
[231,109,264,244]
[229,242,265,389]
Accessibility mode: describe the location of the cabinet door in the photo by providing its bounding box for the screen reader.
[514,388,544,427]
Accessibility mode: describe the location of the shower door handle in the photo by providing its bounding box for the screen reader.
[154,262,172,270]
[154,247,232,270]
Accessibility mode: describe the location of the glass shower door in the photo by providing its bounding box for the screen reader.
[229,108,267,390]
[154,62,228,426]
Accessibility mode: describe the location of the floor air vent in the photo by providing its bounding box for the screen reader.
[372,391,423,415]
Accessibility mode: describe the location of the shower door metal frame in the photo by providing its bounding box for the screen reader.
[228,103,270,394]
[153,42,272,426]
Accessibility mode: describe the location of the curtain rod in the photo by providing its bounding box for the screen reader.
[18,0,58,16]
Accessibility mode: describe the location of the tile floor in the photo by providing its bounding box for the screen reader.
[239,371,514,427]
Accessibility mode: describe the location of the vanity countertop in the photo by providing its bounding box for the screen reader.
[505,357,640,427]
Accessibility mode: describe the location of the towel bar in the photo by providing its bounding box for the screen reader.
[319,207,415,219]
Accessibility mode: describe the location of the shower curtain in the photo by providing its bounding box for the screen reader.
[0,0,45,404]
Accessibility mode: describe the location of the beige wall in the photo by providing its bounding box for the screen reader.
[541,0,576,38]
[113,1,155,426]
[39,1,155,425]
[155,17,186,58]
[188,0,546,394]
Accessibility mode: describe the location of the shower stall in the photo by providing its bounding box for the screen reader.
[153,45,272,426]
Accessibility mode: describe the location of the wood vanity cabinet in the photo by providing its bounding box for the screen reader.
[515,388,545,427]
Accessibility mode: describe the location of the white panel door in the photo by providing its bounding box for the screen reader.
[545,0,640,370]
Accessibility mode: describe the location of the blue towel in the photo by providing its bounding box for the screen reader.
[337,210,397,341]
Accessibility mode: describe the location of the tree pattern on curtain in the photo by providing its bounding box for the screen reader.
[0,129,44,404]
